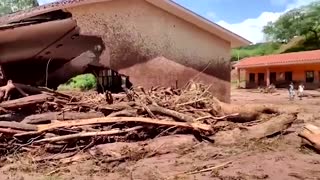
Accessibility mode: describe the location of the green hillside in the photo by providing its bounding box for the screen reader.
[231,42,281,61]
[232,1,320,61]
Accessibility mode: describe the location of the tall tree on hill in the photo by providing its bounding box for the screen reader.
[263,1,320,47]
[0,0,38,16]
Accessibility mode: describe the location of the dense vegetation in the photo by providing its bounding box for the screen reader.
[0,0,38,16]
[232,1,320,61]
[58,74,97,91]
[231,42,281,61]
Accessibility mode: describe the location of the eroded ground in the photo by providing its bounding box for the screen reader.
[2,89,320,180]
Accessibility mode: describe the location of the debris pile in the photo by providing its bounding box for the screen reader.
[0,81,297,158]
[258,84,276,94]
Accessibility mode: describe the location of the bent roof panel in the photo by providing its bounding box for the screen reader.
[0,0,251,48]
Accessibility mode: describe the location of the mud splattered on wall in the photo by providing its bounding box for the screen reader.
[68,0,231,102]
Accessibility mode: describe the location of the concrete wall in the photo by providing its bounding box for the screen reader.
[244,64,320,89]
[67,0,231,102]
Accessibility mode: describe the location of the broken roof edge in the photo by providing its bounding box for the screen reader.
[0,0,251,48]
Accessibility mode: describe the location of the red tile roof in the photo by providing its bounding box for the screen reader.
[235,49,320,68]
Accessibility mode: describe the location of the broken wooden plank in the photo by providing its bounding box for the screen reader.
[35,126,143,143]
[37,117,213,132]
[0,94,52,110]
[21,111,105,124]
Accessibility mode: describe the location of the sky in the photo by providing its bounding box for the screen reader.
[38,0,318,43]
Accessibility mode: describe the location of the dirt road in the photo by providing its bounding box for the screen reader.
[2,89,320,180]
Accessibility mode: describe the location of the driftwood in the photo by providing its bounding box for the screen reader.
[0,114,25,122]
[0,127,26,134]
[220,103,279,122]
[243,113,296,139]
[0,121,37,131]
[107,109,137,117]
[0,94,52,110]
[21,111,105,124]
[148,105,194,122]
[298,124,320,151]
[214,113,297,145]
[37,117,213,132]
[35,126,143,143]
[0,80,28,102]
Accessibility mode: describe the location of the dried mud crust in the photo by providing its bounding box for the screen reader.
[1,134,320,180]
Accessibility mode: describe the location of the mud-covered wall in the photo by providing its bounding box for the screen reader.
[67,0,232,102]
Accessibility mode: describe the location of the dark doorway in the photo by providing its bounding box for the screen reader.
[249,73,255,83]
[306,71,314,83]
[258,73,265,86]
[270,72,276,84]
[285,71,292,82]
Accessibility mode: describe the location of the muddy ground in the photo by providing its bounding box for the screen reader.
[1,89,320,180]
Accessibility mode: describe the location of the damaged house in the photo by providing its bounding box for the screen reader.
[0,0,250,102]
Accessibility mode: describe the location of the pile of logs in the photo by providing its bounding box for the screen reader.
[0,81,297,157]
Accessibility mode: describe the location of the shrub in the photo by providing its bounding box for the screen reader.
[58,73,97,91]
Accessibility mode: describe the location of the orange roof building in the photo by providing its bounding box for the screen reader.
[234,50,320,89]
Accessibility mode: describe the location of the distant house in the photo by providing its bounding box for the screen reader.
[234,50,320,89]
[0,0,250,102]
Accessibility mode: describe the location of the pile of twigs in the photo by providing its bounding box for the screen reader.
[0,81,295,160]
[0,81,236,156]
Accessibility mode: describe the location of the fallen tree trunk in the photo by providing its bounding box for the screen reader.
[37,117,213,132]
[219,103,279,123]
[214,113,297,145]
[21,111,105,124]
[298,124,320,151]
[243,113,296,139]
[0,94,52,110]
[35,126,143,143]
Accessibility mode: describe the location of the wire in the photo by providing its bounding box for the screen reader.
[45,58,52,87]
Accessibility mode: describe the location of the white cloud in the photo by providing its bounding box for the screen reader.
[217,0,319,43]
[217,12,282,43]
[38,0,57,5]
[206,12,217,20]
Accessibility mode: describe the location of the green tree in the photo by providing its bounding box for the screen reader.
[299,2,320,46]
[263,9,302,43]
[263,1,320,46]
[0,0,38,16]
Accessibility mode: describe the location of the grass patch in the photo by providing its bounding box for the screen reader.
[58,74,97,91]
